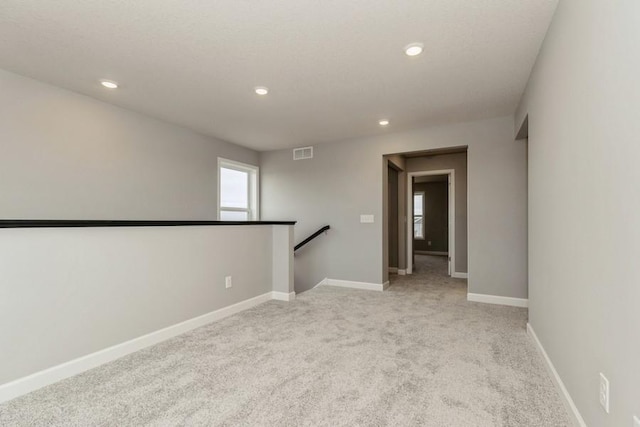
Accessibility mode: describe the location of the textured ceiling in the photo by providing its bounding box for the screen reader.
[0,1,557,151]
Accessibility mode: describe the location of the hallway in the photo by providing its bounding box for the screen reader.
[388,254,466,302]
[410,254,452,276]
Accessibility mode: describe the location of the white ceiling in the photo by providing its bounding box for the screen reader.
[0,1,557,151]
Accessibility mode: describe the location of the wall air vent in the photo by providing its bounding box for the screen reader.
[293,146,313,160]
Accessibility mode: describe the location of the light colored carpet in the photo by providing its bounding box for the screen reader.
[0,255,570,426]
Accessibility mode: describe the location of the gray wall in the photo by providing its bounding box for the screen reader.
[0,69,258,219]
[0,69,293,392]
[388,166,399,268]
[413,181,448,253]
[0,224,291,386]
[516,0,640,425]
[406,153,468,272]
[261,116,527,297]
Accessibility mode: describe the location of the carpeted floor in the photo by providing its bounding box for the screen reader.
[0,255,570,426]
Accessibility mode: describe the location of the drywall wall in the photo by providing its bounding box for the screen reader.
[413,182,448,253]
[0,224,292,386]
[516,0,640,425]
[0,69,258,219]
[388,166,399,268]
[406,153,467,271]
[0,70,295,398]
[261,116,527,297]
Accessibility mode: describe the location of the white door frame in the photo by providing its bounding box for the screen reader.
[406,169,455,275]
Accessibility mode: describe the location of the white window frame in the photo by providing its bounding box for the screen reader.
[413,191,425,240]
[217,158,259,221]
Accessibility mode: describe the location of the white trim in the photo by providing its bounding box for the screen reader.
[466,158,470,292]
[297,278,327,295]
[397,269,407,275]
[313,278,328,289]
[407,169,455,276]
[323,279,386,292]
[467,293,528,307]
[527,323,587,427]
[415,250,448,256]
[452,272,468,279]
[389,267,398,274]
[271,291,296,301]
[217,157,260,221]
[0,292,276,404]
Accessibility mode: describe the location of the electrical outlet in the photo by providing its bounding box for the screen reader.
[428,241,432,246]
[633,415,640,427]
[225,276,232,289]
[599,373,610,413]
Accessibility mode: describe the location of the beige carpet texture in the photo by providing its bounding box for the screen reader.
[0,256,570,426]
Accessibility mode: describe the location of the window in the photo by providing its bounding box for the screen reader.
[413,191,424,239]
[218,158,259,221]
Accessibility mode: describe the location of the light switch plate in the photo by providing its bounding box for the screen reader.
[360,214,374,223]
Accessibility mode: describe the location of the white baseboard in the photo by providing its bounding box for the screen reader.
[415,250,448,256]
[271,291,296,301]
[0,291,280,404]
[527,323,586,427]
[467,293,528,308]
[313,278,328,289]
[389,267,408,276]
[452,272,468,279]
[323,278,386,292]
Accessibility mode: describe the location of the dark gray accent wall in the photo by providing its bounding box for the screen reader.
[413,181,448,252]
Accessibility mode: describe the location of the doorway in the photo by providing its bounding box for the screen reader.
[407,170,455,276]
[383,148,468,284]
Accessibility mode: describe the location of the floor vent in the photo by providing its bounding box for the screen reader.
[293,146,313,160]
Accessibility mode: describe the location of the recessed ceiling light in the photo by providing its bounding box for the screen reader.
[379,119,390,126]
[100,80,118,89]
[254,86,269,95]
[404,43,424,57]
